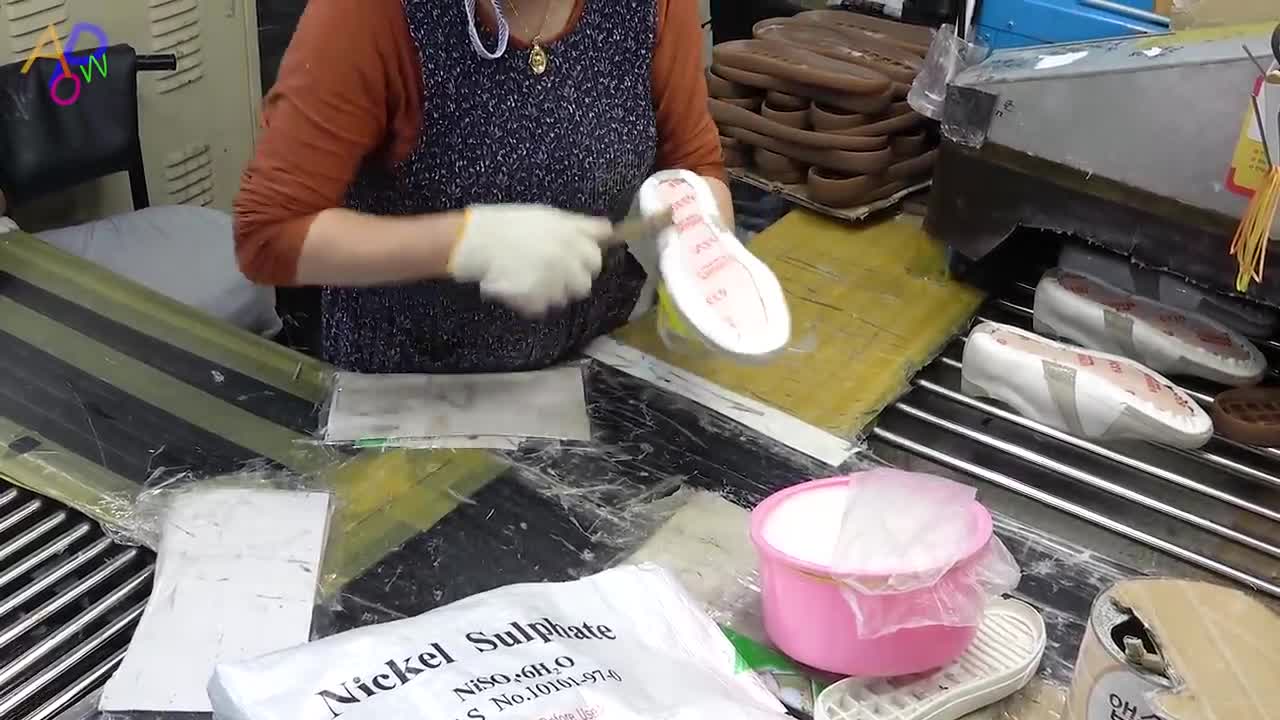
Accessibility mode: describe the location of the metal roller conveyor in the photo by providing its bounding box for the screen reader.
[913,375,1280,525]
[0,488,151,720]
[873,271,1280,600]
[873,428,1280,599]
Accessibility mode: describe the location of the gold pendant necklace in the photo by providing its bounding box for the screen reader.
[529,37,548,75]
[507,0,552,75]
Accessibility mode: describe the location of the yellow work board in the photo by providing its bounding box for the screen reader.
[615,210,984,438]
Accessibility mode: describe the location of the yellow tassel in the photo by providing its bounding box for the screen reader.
[1231,167,1280,292]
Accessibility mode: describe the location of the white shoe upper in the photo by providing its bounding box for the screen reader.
[1059,244,1278,338]
[1034,269,1266,387]
[962,321,1213,448]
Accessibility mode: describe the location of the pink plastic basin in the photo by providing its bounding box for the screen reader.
[749,474,993,677]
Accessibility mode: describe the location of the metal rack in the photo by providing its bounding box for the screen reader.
[874,279,1280,599]
[0,487,152,720]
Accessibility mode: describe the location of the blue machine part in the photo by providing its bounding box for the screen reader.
[975,0,1167,50]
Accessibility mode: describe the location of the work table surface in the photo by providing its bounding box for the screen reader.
[0,222,1146,718]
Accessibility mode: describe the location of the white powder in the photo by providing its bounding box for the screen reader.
[762,480,981,574]
[762,485,848,567]
[837,492,978,575]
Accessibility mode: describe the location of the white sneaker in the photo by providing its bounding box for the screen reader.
[1033,269,1266,387]
[962,322,1213,448]
[1059,244,1278,338]
[635,170,791,359]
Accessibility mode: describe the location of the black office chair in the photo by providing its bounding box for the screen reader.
[0,44,176,210]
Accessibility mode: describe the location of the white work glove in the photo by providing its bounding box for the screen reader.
[449,204,618,317]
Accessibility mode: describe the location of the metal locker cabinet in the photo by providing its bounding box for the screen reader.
[1,0,262,228]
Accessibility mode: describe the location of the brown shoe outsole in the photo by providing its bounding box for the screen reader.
[1212,387,1280,447]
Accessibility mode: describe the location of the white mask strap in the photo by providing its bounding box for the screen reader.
[464,0,510,60]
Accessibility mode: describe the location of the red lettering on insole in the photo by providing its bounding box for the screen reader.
[1197,330,1232,347]
[655,180,769,339]
[1058,273,1250,361]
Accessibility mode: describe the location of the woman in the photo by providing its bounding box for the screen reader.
[235,0,730,373]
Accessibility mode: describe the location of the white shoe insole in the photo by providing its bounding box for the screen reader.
[1034,270,1266,387]
[815,599,1046,720]
[637,170,790,358]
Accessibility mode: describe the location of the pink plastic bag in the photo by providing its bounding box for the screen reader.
[830,470,1020,638]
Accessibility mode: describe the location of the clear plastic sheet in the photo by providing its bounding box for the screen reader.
[99,467,334,551]
[908,24,990,122]
[831,470,1021,638]
[309,446,509,599]
[92,442,512,605]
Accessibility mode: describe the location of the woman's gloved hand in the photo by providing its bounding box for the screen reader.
[449,204,618,317]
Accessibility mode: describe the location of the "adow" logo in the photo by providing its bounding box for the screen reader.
[20,23,111,107]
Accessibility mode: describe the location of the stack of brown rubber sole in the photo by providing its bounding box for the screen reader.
[707,13,938,209]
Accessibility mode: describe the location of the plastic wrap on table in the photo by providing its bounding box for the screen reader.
[831,470,1021,638]
[71,444,1078,720]
[310,446,511,598]
[311,358,844,636]
[908,24,990,122]
[98,467,331,549]
[60,438,508,606]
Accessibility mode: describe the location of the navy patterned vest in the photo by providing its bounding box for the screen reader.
[323,0,658,373]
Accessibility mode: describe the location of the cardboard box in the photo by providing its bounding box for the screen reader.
[1066,578,1278,720]
[729,169,929,223]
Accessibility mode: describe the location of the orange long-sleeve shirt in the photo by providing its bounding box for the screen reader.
[234,0,726,286]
